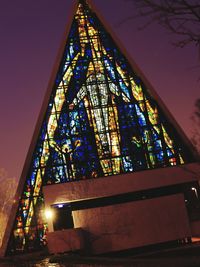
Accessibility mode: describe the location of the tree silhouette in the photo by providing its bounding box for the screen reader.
[125,0,200,48]
[191,99,200,154]
[0,168,17,247]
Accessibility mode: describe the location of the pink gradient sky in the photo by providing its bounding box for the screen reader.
[0,0,199,180]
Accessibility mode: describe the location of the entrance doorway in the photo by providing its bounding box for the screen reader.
[52,204,74,231]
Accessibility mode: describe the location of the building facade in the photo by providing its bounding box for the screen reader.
[1,0,200,256]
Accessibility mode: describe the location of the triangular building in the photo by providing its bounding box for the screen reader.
[2,0,200,256]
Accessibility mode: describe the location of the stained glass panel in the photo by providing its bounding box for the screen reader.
[7,0,194,254]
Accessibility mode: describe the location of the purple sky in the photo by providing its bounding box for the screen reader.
[0,0,199,180]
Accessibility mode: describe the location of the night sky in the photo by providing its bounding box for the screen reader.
[0,0,199,180]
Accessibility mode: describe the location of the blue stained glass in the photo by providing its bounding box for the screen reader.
[74,69,82,79]
[50,149,64,165]
[119,81,131,100]
[157,151,164,161]
[88,16,95,25]
[69,19,78,39]
[30,170,37,186]
[26,178,31,187]
[154,140,162,150]
[66,61,89,102]
[122,156,134,172]
[40,124,47,141]
[104,58,116,80]
[23,210,28,220]
[69,44,74,57]
[7,0,193,255]
[85,45,92,59]
[33,158,40,169]
[167,149,173,157]
[135,78,141,85]
[135,104,146,126]
[54,166,66,182]
[152,129,159,140]
[74,43,80,51]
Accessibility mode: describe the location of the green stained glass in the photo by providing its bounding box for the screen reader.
[7,0,194,255]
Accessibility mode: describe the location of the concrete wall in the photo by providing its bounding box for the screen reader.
[43,164,199,254]
[43,163,200,207]
[190,221,200,236]
[72,194,190,254]
[47,228,84,254]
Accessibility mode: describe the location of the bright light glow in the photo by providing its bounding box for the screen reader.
[45,209,54,220]
[191,187,198,198]
[58,204,64,208]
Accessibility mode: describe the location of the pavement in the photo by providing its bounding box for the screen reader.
[1,242,200,266]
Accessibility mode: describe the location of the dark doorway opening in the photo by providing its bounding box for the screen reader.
[52,204,74,231]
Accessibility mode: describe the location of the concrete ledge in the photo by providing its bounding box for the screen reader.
[43,163,200,205]
[47,228,85,254]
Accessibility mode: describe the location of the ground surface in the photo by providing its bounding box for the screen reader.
[1,243,200,266]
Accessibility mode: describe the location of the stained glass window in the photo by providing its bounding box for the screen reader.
[7,0,194,254]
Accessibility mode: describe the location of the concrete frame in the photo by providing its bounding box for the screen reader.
[43,163,200,254]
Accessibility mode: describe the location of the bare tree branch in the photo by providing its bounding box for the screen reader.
[122,0,200,48]
[0,169,17,248]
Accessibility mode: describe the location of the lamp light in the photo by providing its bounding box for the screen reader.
[45,209,54,220]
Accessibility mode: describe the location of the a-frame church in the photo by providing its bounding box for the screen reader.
[1,0,200,256]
